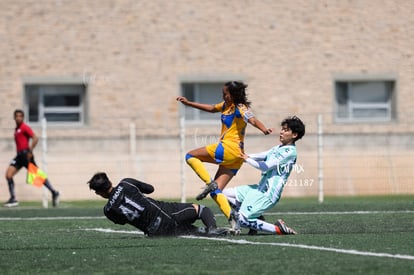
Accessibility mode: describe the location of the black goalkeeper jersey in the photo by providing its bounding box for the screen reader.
[103,178,194,236]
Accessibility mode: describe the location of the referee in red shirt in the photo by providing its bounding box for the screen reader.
[4,109,60,207]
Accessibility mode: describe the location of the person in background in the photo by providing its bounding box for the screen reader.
[223,116,305,235]
[87,172,228,237]
[176,81,272,232]
[4,109,59,207]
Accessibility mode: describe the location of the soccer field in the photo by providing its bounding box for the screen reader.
[1,196,413,274]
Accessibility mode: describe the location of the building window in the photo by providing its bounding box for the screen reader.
[24,84,86,125]
[334,80,395,122]
[181,82,223,123]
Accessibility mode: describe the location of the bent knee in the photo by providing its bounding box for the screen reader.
[5,167,17,179]
[185,153,194,162]
[239,211,257,221]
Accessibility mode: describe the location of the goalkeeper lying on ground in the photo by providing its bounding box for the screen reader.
[87,172,227,237]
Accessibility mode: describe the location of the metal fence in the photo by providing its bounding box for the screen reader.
[1,112,413,205]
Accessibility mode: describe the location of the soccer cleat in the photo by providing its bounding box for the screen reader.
[275,219,297,235]
[207,227,229,237]
[4,198,19,208]
[248,215,265,236]
[52,191,60,207]
[196,181,218,201]
[228,210,241,236]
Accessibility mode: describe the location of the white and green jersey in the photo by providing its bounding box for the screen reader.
[245,144,297,203]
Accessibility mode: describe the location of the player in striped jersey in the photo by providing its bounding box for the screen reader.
[176,81,272,230]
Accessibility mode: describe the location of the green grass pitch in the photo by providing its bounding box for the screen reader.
[1,195,413,274]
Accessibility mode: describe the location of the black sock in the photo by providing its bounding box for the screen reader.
[199,205,217,229]
[7,178,16,199]
[43,179,57,194]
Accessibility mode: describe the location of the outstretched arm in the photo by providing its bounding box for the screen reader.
[176,96,217,113]
[247,117,273,135]
[240,150,274,172]
[242,147,296,172]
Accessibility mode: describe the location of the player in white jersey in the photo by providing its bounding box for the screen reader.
[223,116,305,235]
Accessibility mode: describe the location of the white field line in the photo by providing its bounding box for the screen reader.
[1,209,412,261]
[268,210,414,215]
[1,210,413,221]
[182,235,414,261]
[84,227,145,235]
[0,216,105,221]
[83,228,414,261]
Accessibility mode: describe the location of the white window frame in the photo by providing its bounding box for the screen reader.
[181,82,223,125]
[334,76,396,123]
[23,77,87,126]
[179,75,245,125]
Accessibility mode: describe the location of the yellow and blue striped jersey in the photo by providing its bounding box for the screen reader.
[214,101,255,146]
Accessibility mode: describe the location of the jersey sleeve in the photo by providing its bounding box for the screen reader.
[22,123,35,138]
[245,157,272,171]
[247,150,271,161]
[245,146,296,172]
[214,101,225,112]
[120,178,154,194]
[236,104,255,122]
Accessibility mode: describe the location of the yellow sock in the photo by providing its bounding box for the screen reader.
[212,193,232,219]
[186,157,211,184]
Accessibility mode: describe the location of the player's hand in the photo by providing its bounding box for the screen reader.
[240,152,249,160]
[176,96,189,105]
[26,151,33,161]
[264,128,274,135]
